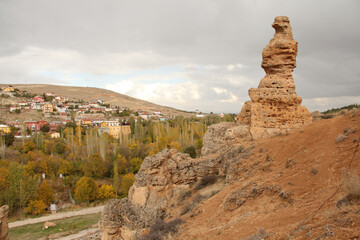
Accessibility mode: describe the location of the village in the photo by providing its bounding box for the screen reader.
[0,86,170,139]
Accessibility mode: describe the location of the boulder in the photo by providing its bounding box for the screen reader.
[43,221,57,229]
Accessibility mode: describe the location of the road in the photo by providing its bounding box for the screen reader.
[9,205,104,229]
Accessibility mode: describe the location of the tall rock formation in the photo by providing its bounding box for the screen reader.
[237,16,312,139]
[0,205,9,240]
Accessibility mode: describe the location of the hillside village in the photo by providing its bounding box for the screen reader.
[0,85,176,139]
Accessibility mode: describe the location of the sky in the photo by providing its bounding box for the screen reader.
[0,0,359,113]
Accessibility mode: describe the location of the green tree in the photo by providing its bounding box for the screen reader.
[7,162,38,212]
[74,176,99,204]
[4,132,15,146]
[40,124,50,132]
[184,146,196,158]
[54,139,66,155]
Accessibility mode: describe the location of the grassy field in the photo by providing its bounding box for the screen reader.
[8,213,100,240]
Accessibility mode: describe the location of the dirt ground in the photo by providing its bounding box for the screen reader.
[177,110,360,239]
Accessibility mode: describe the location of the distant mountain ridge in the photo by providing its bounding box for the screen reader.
[1,84,193,117]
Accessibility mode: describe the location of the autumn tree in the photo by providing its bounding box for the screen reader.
[23,141,36,153]
[83,153,106,178]
[74,176,99,203]
[35,179,54,205]
[121,173,135,197]
[98,184,115,199]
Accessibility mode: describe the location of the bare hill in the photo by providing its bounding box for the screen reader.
[3,84,193,117]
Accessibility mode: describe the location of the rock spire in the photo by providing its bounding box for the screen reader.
[237,16,312,139]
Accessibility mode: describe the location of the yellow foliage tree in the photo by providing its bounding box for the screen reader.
[74,176,99,203]
[98,184,115,199]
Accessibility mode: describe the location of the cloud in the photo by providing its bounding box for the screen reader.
[0,0,359,113]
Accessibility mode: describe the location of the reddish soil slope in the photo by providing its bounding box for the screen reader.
[178,111,360,239]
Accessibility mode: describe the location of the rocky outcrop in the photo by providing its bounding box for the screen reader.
[100,145,252,239]
[237,16,312,139]
[0,205,9,240]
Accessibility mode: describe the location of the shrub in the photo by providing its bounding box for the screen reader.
[195,175,217,190]
[311,167,318,175]
[25,200,47,215]
[98,184,115,199]
[343,170,360,198]
[184,146,196,158]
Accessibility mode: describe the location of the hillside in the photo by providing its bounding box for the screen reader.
[1,84,193,117]
[176,110,360,239]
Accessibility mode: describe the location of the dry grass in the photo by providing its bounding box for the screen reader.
[343,170,360,198]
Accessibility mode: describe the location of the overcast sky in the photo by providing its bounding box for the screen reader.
[0,0,359,113]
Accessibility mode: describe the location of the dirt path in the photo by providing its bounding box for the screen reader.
[9,205,104,229]
[55,228,102,240]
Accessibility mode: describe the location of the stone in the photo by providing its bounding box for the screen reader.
[43,221,57,229]
[0,205,9,240]
[237,16,312,139]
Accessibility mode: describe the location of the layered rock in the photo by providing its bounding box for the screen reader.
[237,16,312,139]
[0,205,9,240]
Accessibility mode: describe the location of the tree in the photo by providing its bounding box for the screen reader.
[25,200,46,215]
[74,176,99,203]
[121,173,135,197]
[4,132,15,146]
[113,160,119,197]
[54,139,66,155]
[130,158,142,174]
[23,141,36,153]
[7,162,37,212]
[40,124,50,133]
[84,154,106,178]
[35,180,54,205]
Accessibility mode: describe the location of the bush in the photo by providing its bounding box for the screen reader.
[343,170,360,198]
[195,175,217,190]
[184,146,196,158]
[311,167,318,175]
[25,200,47,215]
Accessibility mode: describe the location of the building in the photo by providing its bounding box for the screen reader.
[2,86,14,92]
[50,131,60,138]
[100,122,131,139]
[43,104,54,113]
[0,124,11,134]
